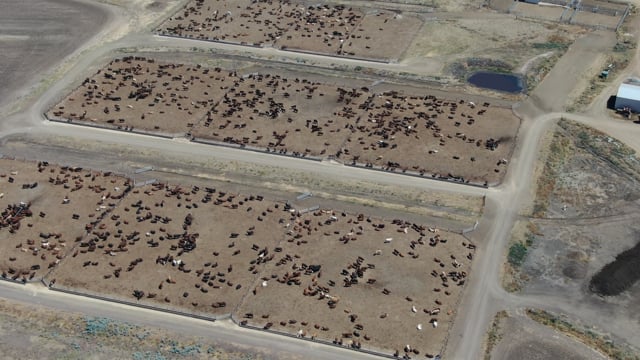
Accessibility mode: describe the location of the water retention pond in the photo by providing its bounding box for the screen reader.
[467,71,524,93]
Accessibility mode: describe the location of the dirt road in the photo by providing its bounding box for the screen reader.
[0,281,381,360]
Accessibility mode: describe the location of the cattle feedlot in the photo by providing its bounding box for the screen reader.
[3,0,640,359]
[1,158,472,357]
[156,0,424,62]
[48,56,519,185]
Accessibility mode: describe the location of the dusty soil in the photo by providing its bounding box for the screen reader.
[489,311,607,360]
[401,15,585,90]
[156,0,423,61]
[510,0,627,29]
[589,240,640,296]
[0,159,131,281]
[48,56,235,136]
[339,92,518,185]
[510,2,565,22]
[508,120,640,348]
[0,132,484,228]
[0,157,475,356]
[49,56,519,185]
[0,298,278,360]
[0,0,108,114]
[49,181,285,316]
[236,211,473,357]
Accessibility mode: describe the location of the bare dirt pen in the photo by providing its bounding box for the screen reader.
[0,157,474,357]
[339,91,518,184]
[0,159,131,282]
[509,0,627,30]
[49,181,285,317]
[193,72,365,157]
[236,210,473,357]
[504,119,640,348]
[48,56,235,136]
[156,0,423,61]
[49,56,519,185]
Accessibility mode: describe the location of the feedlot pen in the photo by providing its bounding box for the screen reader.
[0,158,474,358]
[156,0,424,62]
[509,0,629,30]
[48,56,519,186]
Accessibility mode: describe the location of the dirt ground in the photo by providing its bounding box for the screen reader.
[0,0,108,113]
[508,120,640,348]
[0,158,131,282]
[48,56,235,136]
[510,2,565,22]
[49,181,286,316]
[236,211,473,357]
[402,15,584,82]
[489,312,607,360]
[0,157,475,356]
[0,132,484,228]
[156,0,423,61]
[339,92,518,185]
[510,0,627,30]
[49,56,520,185]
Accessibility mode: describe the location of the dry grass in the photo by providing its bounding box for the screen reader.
[526,308,640,360]
[0,298,274,359]
[484,310,508,360]
[501,220,532,293]
[532,123,573,217]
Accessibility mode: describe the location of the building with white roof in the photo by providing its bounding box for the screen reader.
[615,79,640,112]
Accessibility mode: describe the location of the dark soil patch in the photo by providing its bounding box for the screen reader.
[589,240,640,296]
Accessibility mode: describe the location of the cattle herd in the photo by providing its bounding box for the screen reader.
[48,56,519,185]
[157,0,424,61]
[0,158,474,357]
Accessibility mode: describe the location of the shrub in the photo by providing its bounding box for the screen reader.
[508,243,528,267]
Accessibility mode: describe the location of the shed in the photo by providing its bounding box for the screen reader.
[614,81,640,112]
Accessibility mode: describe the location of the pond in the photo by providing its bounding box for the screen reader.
[467,71,524,93]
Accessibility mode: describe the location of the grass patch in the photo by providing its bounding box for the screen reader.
[449,57,514,81]
[484,310,508,360]
[503,221,536,292]
[532,42,569,50]
[526,309,640,360]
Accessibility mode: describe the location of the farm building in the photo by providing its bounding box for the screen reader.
[614,81,640,112]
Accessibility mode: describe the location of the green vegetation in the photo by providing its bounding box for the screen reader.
[532,42,569,50]
[526,309,640,360]
[503,222,539,292]
[449,57,514,81]
[508,243,528,267]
